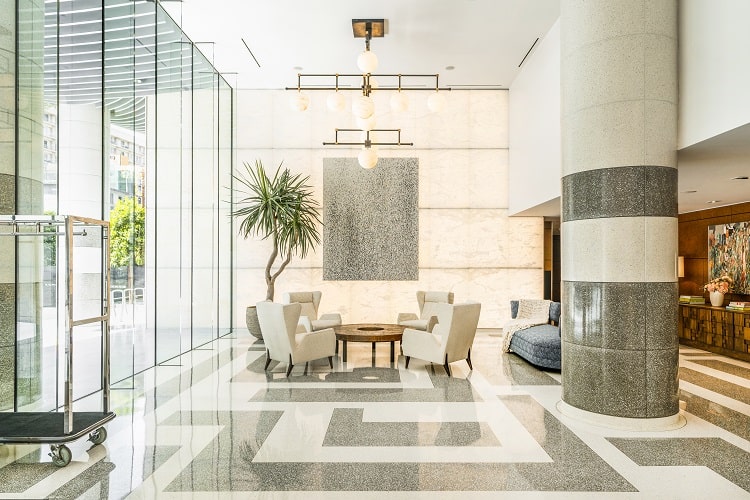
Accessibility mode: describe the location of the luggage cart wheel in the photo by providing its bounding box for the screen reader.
[89,427,107,445]
[49,444,72,467]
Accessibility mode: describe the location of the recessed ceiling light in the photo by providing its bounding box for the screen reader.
[293,66,303,71]
[682,190,697,193]
[445,65,455,70]
[706,200,722,204]
[732,176,749,180]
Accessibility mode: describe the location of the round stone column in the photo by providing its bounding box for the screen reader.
[560,0,679,421]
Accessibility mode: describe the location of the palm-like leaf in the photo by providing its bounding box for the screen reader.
[231,160,322,300]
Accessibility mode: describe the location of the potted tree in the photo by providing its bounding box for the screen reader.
[232,160,322,338]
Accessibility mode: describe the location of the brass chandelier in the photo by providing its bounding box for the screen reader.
[286,19,451,168]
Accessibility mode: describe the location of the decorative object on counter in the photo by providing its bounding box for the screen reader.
[679,295,705,304]
[704,275,733,307]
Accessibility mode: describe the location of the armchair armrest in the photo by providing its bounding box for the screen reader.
[319,312,342,324]
[397,312,418,323]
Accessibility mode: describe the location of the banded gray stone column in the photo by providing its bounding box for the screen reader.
[560,0,679,421]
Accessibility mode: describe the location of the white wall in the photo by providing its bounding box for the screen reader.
[235,89,544,328]
[679,0,750,148]
[508,20,561,216]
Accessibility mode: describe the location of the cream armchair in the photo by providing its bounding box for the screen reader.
[256,301,336,377]
[282,291,342,332]
[397,291,455,332]
[402,302,481,377]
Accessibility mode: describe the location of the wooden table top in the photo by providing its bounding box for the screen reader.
[333,323,405,342]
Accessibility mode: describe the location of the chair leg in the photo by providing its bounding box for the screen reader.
[286,354,293,377]
[328,356,333,369]
[466,348,473,370]
[264,350,271,371]
[444,354,451,377]
[405,356,411,369]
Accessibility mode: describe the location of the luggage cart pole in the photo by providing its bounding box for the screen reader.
[64,216,75,434]
[102,224,111,413]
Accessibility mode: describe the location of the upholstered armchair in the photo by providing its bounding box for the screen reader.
[397,291,455,332]
[282,291,342,332]
[256,301,336,377]
[401,302,481,377]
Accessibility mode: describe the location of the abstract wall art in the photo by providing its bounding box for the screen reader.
[708,222,750,294]
[323,157,418,281]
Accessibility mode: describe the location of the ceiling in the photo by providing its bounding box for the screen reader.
[162,0,750,215]
[161,0,560,90]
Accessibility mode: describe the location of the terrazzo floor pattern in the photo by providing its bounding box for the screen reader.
[0,334,749,498]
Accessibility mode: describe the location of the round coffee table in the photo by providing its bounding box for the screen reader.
[333,323,405,363]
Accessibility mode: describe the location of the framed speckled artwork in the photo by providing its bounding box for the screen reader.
[322,157,418,281]
[708,222,750,294]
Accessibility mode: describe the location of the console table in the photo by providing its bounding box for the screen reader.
[678,304,750,362]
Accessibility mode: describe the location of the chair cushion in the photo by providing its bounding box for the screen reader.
[311,318,341,330]
[509,324,561,370]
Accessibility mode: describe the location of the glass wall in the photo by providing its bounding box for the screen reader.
[3,0,233,411]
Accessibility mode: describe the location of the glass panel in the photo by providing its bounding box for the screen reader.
[192,51,216,347]
[105,0,154,382]
[179,37,193,355]
[218,77,232,335]
[15,0,46,410]
[155,11,187,363]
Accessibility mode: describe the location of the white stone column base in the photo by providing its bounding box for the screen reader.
[557,400,686,431]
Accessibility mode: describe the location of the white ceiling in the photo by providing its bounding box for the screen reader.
[163,0,750,216]
[162,0,560,90]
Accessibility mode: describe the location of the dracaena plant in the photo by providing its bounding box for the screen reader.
[231,160,321,301]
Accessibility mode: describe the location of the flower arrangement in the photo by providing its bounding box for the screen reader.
[704,275,733,294]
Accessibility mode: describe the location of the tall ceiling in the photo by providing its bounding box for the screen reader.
[163,0,750,215]
[162,0,560,90]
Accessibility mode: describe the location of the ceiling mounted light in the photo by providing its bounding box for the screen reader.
[358,147,378,169]
[327,92,346,112]
[356,114,377,131]
[357,50,378,74]
[352,94,375,119]
[289,91,309,111]
[285,18,450,167]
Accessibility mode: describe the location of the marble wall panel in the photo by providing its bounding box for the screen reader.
[417,149,508,210]
[469,91,509,149]
[0,345,13,410]
[413,91,470,149]
[235,90,274,149]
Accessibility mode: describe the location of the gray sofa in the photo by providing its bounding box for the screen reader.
[508,301,561,370]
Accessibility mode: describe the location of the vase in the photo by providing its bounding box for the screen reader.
[246,305,263,339]
[709,291,725,307]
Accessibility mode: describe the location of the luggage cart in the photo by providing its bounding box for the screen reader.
[0,215,115,466]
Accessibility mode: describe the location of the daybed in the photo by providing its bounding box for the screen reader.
[508,300,561,370]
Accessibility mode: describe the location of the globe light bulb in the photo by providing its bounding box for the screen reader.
[357,50,378,74]
[358,147,378,169]
[352,94,375,119]
[289,92,310,111]
[390,92,409,113]
[356,114,376,131]
[327,92,346,112]
[427,91,446,113]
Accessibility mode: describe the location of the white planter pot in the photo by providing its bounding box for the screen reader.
[709,291,724,307]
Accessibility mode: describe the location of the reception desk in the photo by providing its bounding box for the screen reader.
[678,304,750,362]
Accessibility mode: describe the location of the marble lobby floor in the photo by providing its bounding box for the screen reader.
[1,332,749,499]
